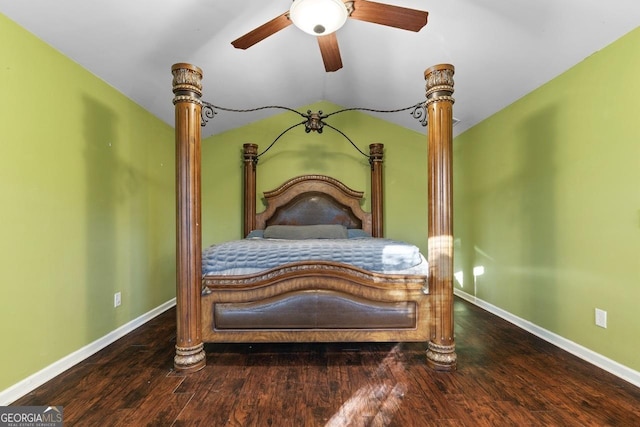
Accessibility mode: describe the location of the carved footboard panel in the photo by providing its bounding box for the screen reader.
[201,261,430,343]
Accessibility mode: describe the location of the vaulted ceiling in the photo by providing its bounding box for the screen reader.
[2,0,639,138]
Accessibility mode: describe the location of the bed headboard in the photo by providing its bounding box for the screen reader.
[255,175,372,232]
[243,143,384,237]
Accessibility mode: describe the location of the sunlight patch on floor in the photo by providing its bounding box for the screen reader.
[325,344,408,427]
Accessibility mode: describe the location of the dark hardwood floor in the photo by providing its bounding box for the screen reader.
[12,298,640,426]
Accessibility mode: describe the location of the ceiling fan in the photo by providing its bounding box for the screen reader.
[231,0,429,72]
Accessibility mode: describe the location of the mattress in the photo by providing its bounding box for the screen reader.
[202,237,428,276]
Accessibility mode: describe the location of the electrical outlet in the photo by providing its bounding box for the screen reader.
[595,308,607,328]
[114,292,121,308]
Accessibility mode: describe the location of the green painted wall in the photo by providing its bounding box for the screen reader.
[454,27,640,370]
[201,101,428,251]
[0,14,175,391]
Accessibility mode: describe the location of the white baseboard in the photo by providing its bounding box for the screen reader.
[454,289,640,389]
[4,293,637,405]
[0,298,176,406]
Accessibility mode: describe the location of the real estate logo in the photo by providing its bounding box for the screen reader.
[0,406,63,427]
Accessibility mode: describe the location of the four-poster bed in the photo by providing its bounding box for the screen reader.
[170,62,456,373]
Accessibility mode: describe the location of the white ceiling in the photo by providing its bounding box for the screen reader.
[2,1,639,138]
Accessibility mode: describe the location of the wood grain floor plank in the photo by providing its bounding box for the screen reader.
[10,299,640,426]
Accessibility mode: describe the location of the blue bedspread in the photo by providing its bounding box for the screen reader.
[202,238,426,276]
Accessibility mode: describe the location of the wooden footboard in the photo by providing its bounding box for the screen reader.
[201,261,429,343]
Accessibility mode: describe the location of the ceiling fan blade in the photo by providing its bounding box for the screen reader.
[317,32,343,72]
[350,0,428,32]
[231,12,292,49]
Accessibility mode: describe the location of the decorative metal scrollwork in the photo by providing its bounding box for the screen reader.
[410,102,428,127]
[201,102,217,126]
[303,110,327,133]
[198,101,428,160]
[200,102,301,127]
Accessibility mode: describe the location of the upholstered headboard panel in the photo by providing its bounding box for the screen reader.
[255,175,372,233]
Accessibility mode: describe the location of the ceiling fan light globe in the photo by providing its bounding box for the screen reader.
[289,0,348,35]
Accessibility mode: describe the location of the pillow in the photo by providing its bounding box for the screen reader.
[263,224,348,240]
[245,229,264,239]
[347,229,372,239]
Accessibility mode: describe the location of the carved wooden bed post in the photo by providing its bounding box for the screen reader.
[171,63,206,372]
[369,143,384,237]
[243,143,258,237]
[424,64,457,371]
